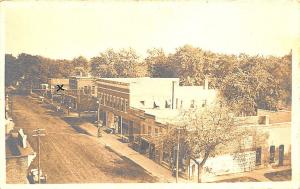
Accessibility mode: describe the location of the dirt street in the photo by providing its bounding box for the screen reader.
[10,95,157,183]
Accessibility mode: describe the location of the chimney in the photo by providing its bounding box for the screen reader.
[171,81,176,109]
[258,115,269,125]
[204,77,209,90]
[265,115,269,125]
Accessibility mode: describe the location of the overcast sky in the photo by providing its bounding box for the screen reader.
[3,1,300,59]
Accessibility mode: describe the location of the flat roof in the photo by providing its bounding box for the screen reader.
[100,77,179,84]
[143,108,183,124]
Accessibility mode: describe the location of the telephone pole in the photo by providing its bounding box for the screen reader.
[176,129,180,183]
[33,128,45,184]
[10,94,13,119]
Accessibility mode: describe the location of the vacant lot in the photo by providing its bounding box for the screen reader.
[10,95,157,183]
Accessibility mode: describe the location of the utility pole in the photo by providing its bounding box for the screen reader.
[120,116,123,142]
[97,99,100,126]
[176,128,180,183]
[78,89,81,117]
[10,94,13,119]
[33,128,45,184]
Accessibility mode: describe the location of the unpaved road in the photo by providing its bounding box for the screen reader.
[10,95,157,183]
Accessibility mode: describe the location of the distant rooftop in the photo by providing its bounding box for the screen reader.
[100,77,179,84]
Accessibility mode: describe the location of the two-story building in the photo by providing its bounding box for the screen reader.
[94,77,218,156]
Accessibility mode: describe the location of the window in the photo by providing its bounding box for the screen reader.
[120,98,124,111]
[270,145,275,163]
[84,86,88,94]
[256,147,262,166]
[125,100,128,112]
[279,145,284,166]
[103,94,106,105]
[112,96,116,108]
[109,95,112,107]
[155,128,158,135]
[140,101,145,106]
[148,126,151,135]
[116,97,120,110]
[91,86,95,95]
[163,151,170,163]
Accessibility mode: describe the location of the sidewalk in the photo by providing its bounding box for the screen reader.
[79,123,188,183]
[204,165,291,182]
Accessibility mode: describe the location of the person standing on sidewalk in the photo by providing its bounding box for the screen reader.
[97,120,103,138]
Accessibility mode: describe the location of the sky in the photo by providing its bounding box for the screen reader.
[2,1,300,60]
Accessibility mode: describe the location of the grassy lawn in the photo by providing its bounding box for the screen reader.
[264,169,292,181]
[216,177,258,183]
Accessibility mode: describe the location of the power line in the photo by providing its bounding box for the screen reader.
[32,128,45,184]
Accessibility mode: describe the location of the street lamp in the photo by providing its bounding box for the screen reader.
[68,106,71,116]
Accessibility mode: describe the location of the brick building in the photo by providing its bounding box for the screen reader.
[94,77,217,158]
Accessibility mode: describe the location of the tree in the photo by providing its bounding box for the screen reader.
[17,53,42,92]
[145,48,173,77]
[5,54,20,86]
[72,56,90,75]
[169,45,207,85]
[220,54,284,115]
[163,102,246,182]
[90,49,119,77]
[115,48,141,77]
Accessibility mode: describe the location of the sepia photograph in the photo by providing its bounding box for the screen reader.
[1,0,299,187]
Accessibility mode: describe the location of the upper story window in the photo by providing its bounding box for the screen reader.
[125,100,128,112]
[91,86,95,95]
[109,95,112,107]
[120,98,124,111]
[116,97,120,110]
[155,128,158,136]
[112,96,116,108]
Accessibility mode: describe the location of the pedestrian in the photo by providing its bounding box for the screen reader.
[97,120,103,137]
